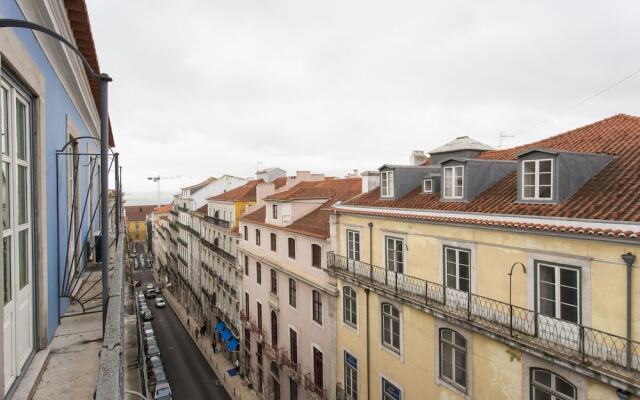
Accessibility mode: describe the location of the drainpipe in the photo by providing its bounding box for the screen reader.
[621,252,635,371]
[366,222,373,400]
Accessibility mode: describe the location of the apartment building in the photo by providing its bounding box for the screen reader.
[0,0,121,396]
[125,204,156,242]
[202,171,287,359]
[167,176,247,320]
[239,176,362,400]
[328,114,639,400]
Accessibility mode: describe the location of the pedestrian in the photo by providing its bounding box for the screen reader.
[212,341,217,353]
[187,318,190,327]
[235,359,240,371]
[195,327,199,338]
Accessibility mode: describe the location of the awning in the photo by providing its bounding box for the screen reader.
[215,322,225,333]
[221,328,232,342]
[227,338,239,352]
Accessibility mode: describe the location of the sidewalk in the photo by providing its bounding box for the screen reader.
[161,286,258,400]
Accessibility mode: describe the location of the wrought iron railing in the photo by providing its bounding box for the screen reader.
[279,350,301,381]
[204,215,230,229]
[327,252,640,387]
[200,237,236,263]
[170,209,178,217]
[304,373,326,399]
[169,222,178,232]
[176,237,187,247]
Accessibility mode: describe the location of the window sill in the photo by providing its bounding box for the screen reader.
[436,378,470,400]
[379,343,403,361]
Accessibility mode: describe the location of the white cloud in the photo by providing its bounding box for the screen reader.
[86,0,640,194]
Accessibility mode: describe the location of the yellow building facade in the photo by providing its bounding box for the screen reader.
[330,214,638,400]
[128,219,147,241]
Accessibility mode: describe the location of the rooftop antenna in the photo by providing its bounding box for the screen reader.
[499,131,515,148]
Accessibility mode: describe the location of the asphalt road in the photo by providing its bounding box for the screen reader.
[136,268,230,400]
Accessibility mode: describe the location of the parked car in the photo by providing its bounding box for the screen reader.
[146,283,154,291]
[145,337,158,350]
[154,382,172,400]
[144,328,155,339]
[155,287,162,294]
[154,298,166,308]
[143,310,153,321]
[146,344,161,358]
[143,322,153,331]
[148,356,162,374]
[138,292,145,300]
[145,289,156,299]
[149,370,168,393]
[140,305,149,316]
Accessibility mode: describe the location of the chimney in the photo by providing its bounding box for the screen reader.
[360,171,380,193]
[410,150,428,166]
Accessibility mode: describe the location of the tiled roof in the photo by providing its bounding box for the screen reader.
[328,207,640,240]
[194,204,208,215]
[153,204,172,214]
[125,205,157,221]
[265,178,361,201]
[345,114,640,223]
[242,177,362,238]
[429,135,494,154]
[208,179,262,202]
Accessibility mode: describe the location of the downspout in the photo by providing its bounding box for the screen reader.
[366,222,373,400]
[621,252,636,371]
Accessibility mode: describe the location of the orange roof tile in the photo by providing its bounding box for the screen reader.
[345,114,640,223]
[153,204,172,214]
[125,205,156,221]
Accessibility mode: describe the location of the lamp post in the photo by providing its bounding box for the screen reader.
[508,262,526,335]
[0,18,113,330]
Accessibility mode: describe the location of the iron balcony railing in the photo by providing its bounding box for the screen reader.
[169,222,178,232]
[304,373,326,399]
[327,252,640,388]
[170,209,178,217]
[176,237,187,247]
[204,215,230,229]
[176,206,189,213]
[200,237,236,264]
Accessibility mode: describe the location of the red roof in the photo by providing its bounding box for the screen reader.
[125,205,156,221]
[194,204,208,215]
[242,177,362,238]
[153,204,172,214]
[345,114,640,223]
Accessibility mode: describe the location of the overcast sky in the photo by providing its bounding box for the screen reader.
[86,0,640,195]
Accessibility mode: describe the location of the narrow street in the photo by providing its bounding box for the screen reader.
[135,267,231,400]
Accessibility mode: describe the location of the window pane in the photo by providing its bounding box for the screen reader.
[441,343,453,379]
[539,186,551,199]
[1,87,7,155]
[523,161,535,173]
[539,160,552,173]
[539,265,555,283]
[540,299,555,317]
[18,165,27,224]
[560,304,578,323]
[3,236,10,304]
[533,369,552,387]
[2,162,9,229]
[539,282,555,301]
[454,333,466,348]
[532,388,552,400]
[560,286,578,306]
[539,173,551,186]
[555,377,575,397]
[19,229,28,288]
[458,278,469,292]
[458,251,469,266]
[560,269,578,288]
[524,186,535,198]
[523,173,535,186]
[16,99,27,161]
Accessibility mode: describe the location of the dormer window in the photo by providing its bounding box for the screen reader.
[381,170,394,198]
[522,159,552,200]
[422,179,433,193]
[443,166,463,199]
[272,204,278,219]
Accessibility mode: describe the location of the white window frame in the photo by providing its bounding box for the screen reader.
[443,246,471,292]
[535,262,580,324]
[380,375,402,400]
[522,159,553,200]
[385,236,404,274]
[380,170,394,198]
[346,230,360,262]
[531,368,577,400]
[422,179,433,193]
[343,286,358,328]
[439,328,468,394]
[343,350,359,400]
[272,204,278,219]
[381,303,401,354]
[443,166,464,199]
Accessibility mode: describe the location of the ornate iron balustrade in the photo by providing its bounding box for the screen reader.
[204,215,230,229]
[176,254,188,266]
[170,209,178,217]
[240,311,252,329]
[327,252,640,390]
[279,351,301,381]
[176,237,187,247]
[200,237,236,264]
[169,222,178,232]
[304,373,326,399]
[176,206,189,213]
[176,220,200,237]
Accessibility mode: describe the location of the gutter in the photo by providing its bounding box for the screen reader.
[366,222,373,400]
[622,252,636,371]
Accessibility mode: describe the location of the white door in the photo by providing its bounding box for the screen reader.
[2,76,34,394]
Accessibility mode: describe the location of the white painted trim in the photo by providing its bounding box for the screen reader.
[522,158,554,201]
[522,354,585,400]
[342,348,360,400]
[380,171,394,198]
[379,372,403,400]
[434,320,473,399]
[333,204,640,232]
[378,298,403,361]
[443,165,464,199]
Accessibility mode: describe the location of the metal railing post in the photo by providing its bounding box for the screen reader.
[509,304,514,336]
[467,292,471,319]
[99,75,112,331]
[425,281,429,306]
[394,272,398,294]
[580,325,586,363]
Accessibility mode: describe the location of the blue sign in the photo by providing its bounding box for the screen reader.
[344,351,358,369]
[382,378,401,400]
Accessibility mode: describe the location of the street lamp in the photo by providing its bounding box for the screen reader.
[0,18,113,329]
[508,262,526,335]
